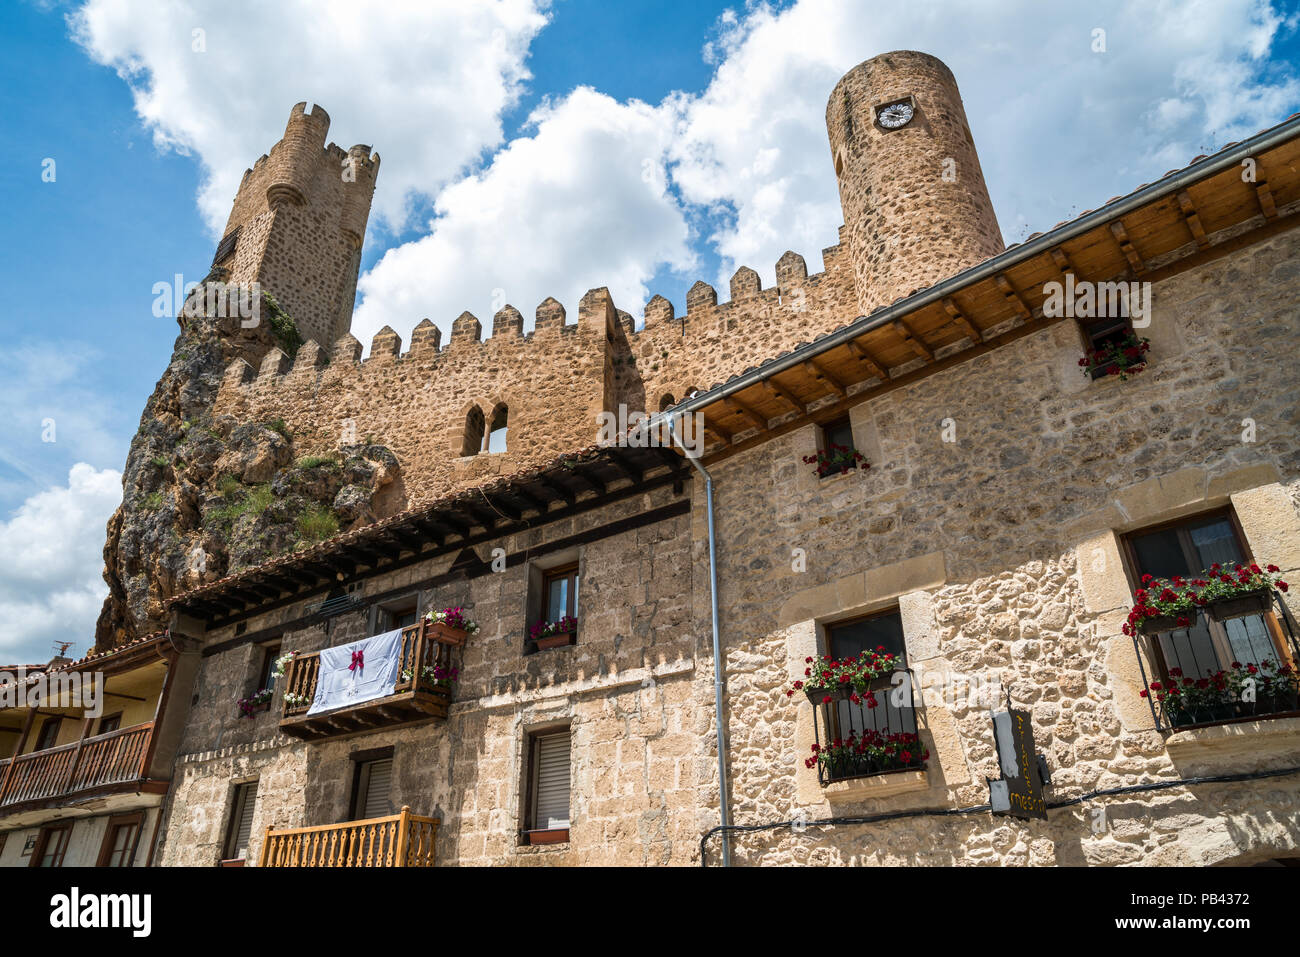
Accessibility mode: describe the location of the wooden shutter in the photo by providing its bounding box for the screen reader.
[228,782,258,860]
[533,733,571,829]
[361,759,393,820]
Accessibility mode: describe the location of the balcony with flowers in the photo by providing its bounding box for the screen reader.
[787,648,928,798]
[1124,562,1299,732]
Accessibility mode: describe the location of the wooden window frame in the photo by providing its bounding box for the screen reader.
[822,607,914,742]
[97,712,122,736]
[521,728,571,845]
[254,642,281,694]
[1120,506,1291,678]
[95,811,146,868]
[348,746,396,821]
[33,716,62,752]
[29,822,73,868]
[815,415,859,479]
[542,564,579,623]
[221,781,258,865]
[1077,307,1137,380]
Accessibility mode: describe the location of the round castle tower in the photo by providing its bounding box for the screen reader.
[267,102,332,208]
[826,51,1004,314]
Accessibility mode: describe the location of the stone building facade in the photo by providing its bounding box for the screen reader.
[90,51,1300,866]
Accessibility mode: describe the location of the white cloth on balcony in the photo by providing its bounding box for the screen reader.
[307,628,404,716]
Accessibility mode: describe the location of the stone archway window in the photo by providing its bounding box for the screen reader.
[486,403,508,454]
[658,393,676,412]
[462,406,485,457]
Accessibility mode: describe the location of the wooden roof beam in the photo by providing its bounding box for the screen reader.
[1108,220,1147,274]
[1175,190,1210,249]
[891,320,934,363]
[803,358,846,397]
[700,411,734,444]
[762,378,807,416]
[941,297,983,344]
[605,449,644,484]
[1049,247,1076,278]
[723,396,768,432]
[844,339,888,380]
[1256,178,1278,220]
[535,474,576,506]
[994,274,1033,321]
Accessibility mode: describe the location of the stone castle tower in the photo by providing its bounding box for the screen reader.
[213,102,380,348]
[99,52,1014,645]
[827,50,1004,313]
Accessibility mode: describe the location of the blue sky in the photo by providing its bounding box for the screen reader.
[1,0,1298,664]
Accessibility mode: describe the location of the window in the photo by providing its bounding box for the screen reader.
[96,812,145,867]
[524,730,571,843]
[544,564,579,624]
[30,823,72,868]
[351,754,394,821]
[462,407,485,457]
[1124,509,1284,680]
[254,642,281,693]
[33,716,62,752]
[821,609,917,765]
[98,713,122,736]
[486,404,508,454]
[222,781,258,864]
[820,416,855,456]
[378,598,418,632]
[213,226,241,266]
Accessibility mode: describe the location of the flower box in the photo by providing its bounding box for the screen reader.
[526,828,569,846]
[1079,333,1149,381]
[804,684,852,706]
[427,622,469,646]
[1205,589,1273,623]
[534,629,576,650]
[1141,614,1184,634]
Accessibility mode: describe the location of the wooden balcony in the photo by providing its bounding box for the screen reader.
[278,620,462,740]
[258,806,438,867]
[0,722,153,810]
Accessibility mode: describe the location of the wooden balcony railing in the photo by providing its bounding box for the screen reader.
[0,721,153,808]
[279,620,460,739]
[258,806,438,867]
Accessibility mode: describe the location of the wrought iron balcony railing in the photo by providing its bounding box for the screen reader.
[1132,590,1300,732]
[809,670,926,787]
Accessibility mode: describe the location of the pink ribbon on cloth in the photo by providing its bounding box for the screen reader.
[349,649,364,673]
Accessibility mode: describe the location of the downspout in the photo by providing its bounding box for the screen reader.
[667,414,731,866]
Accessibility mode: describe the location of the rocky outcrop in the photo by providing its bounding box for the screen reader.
[95,302,406,650]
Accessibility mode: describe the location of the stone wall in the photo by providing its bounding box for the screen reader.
[157,484,709,866]
[698,224,1300,865]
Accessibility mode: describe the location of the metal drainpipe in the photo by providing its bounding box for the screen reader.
[667,413,731,866]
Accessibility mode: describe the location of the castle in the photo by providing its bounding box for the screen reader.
[3,50,1300,867]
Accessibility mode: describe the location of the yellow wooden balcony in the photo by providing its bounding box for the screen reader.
[257,806,438,867]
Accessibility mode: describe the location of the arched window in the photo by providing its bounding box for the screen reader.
[462,406,485,457]
[658,393,676,413]
[486,403,508,454]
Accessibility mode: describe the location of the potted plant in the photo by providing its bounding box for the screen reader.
[804,730,928,782]
[1122,563,1288,638]
[424,606,479,645]
[401,663,459,692]
[803,444,869,478]
[237,687,273,718]
[787,648,903,707]
[271,650,299,681]
[530,615,577,650]
[1078,332,1150,380]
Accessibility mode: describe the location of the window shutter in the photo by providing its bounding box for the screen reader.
[534,733,571,829]
[361,759,393,820]
[231,783,258,860]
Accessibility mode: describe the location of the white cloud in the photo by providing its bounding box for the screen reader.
[70,0,551,233]
[667,0,1300,288]
[352,87,694,347]
[0,464,123,665]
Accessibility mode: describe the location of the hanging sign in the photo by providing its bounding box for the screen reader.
[987,708,1048,820]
